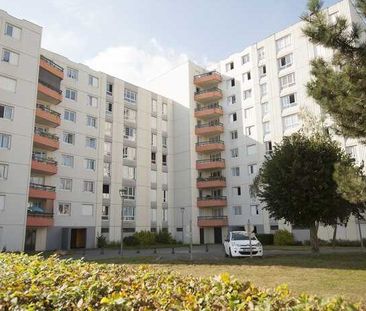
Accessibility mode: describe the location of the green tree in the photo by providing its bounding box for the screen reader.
[251,132,359,252]
[302,0,366,141]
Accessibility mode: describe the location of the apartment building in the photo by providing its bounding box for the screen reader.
[1,0,366,251]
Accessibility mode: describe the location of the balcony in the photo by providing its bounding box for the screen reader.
[35,104,61,128]
[37,80,63,105]
[40,55,64,80]
[195,122,224,136]
[197,176,226,189]
[29,183,56,200]
[194,71,222,88]
[194,87,223,103]
[195,104,223,119]
[196,159,225,171]
[196,141,225,153]
[31,154,57,175]
[33,130,59,151]
[27,208,54,227]
[197,216,228,227]
[197,196,227,208]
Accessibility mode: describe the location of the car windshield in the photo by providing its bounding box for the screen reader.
[231,233,256,241]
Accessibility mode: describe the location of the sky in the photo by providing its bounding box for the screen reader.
[1,0,339,87]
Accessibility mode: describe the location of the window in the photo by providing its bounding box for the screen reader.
[82,204,93,216]
[346,145,357,159]
[0,195,5,212]
[263,121,270,135]
[247,144,257,155]
[276,34,291,51]
[89,75,99,87]
[4,23,21,39]
[102,205,109,220]
[233,206,242,215]
[250,204,260,216]
[162,120,167,132]
[163,208,168,222]
[231,130,238,140]
[104,142,112,156]
[243,89,252,100]
[122,187,135,200]
[261,102,269,116]
[163,172,168,185]
[124,89,137,103]
[151,170,157,183]
[61,154,74,167]
[86,115,97,128]
[265,141,273,154]
[65,89,77,101]
[63,132,75,145]
[58,203,71,215]
[229,112,237,123]
[83,181,95,193]
[151,99,157,113]
[162,136,168,148]
[67,68,78,80]
[248,163,258,175]
[260,83,267,96]
[278,54,293,69]
[2,49,19,65]
[243,71,251,82]
[64,110,76,122]
[0,104,14,120]
[232,186,241,196]
[227,78,235,88]
[124,108,136,122]
[105,122,112,136]
[259,65,266,77]
[0,163,8,180]
[151,116,157,129]
[123,206,135,221]
[107,82,113,95]
[163,190,168,202]
[103,184,110,199]
[60,178,72,191]
[283,114,299,130]
[85,158,96,171]
[106,102,112,113]
[104,162,111,177]
[244,107,254,119]
[162,102,168,115]
[227,95,236,105]
[0,133,11,149]
[225,61,234,71]
[86,136,96,149]
[279,73,295,89]
[151,151,156,164]
[162,154,167,166]
[123,146,136,160]
[242,54,250,64]
[123,166,136,180]
[87,95,98,107]
[151,133,157,146]
[231,148,239,158]
[281,93,297,109]
[245,125,254,137]
[231,167,240,177]
[124,127,136,141]
[257,47,265,60]
[0,75,16,92]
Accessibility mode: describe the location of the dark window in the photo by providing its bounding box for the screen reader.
[231,79,235,87]
[176,227,183,232]
[123,228,135,233]
[151,152,156,164]
[162,154,167,166]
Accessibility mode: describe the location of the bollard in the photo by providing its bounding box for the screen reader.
[205,244,209,252]
[153,248,157,254]
[188,246,191,254]
[172,247,175,254]
[136,248,140,254]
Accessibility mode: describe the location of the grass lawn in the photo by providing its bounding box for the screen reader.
[97,252,366,303]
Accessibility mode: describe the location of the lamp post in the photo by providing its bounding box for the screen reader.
[119,188,127,256]
[180,207,185,243]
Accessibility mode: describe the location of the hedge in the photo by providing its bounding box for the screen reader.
[0,253,364,310]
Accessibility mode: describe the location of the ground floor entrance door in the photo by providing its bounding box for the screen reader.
[214,227,222,244]
[199,228,204,244]
[24,228,36,251]
[70,228,86,249]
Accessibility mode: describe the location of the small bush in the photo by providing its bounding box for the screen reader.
[123,235,140,246]
[133,231,156,246]
[155,230,175,244]
[96,234,107,249]
[274,229,295,246]
[256,234,274,245]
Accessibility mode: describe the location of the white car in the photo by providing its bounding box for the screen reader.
[224,231,263,257]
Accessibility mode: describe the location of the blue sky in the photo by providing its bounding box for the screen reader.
[2,0,339,86]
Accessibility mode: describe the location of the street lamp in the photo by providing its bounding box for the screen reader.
[119,188,127,256]
[180,207,185,243]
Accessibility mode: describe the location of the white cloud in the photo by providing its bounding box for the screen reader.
[84,39,190,88]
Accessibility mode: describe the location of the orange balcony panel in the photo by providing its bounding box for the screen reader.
[196,142,225,153]
[197,216,228,227]
[27,214,54,227]
[196,160,225,171]
[31,159,57,175]
[33,134,59,151]
[197,198,227,208]
[35,107,61,128]
[197,179,226,189]
[194,107,223,119]
[194,90,223,103]
[195,125,224,136]
[29,187,56,200]
[40,57,64,80]
[194,71,222,87]
[37,83,63,104]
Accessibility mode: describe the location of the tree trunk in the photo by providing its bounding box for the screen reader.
[332,225,337,248]
[310,222,320,253]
